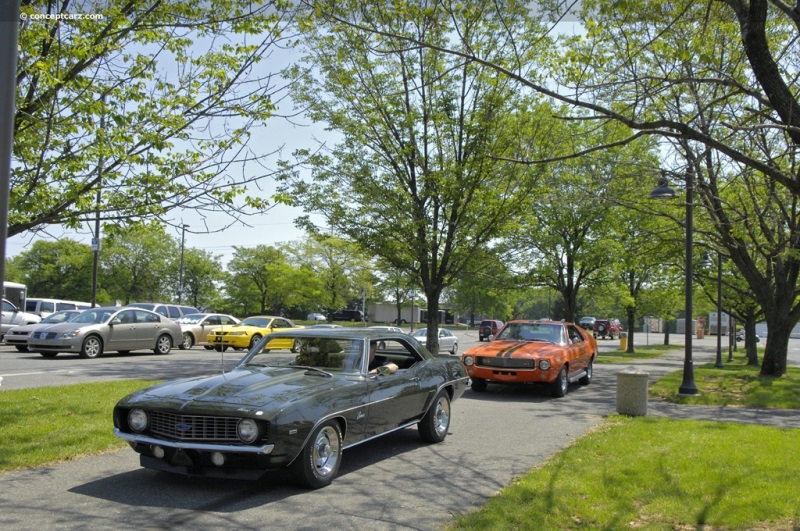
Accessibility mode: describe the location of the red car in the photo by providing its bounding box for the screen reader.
[462,320,598,397]
[593,318,622,340]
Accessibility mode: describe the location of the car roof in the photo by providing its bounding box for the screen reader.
[267,328,411,340]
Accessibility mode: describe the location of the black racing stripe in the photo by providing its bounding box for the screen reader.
[494,344,519,357]
[502,343,528,358]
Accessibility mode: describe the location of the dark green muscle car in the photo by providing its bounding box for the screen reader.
[113,328,469,488]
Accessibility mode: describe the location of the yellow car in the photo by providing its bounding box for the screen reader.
[207,316,303,351]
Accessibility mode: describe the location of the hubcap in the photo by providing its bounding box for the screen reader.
[434,397,450,436]
[313,426,340,477]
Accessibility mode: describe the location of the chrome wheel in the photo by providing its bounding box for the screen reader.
[155,334,172,355]
[418,390,451,443]
[181,332,193,350]
[552,365,569,397]
[80,336,103,359]
[312,425,341,478]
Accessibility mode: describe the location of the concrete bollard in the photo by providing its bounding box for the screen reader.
[616,366,649,416]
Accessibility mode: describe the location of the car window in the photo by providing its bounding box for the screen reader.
[220,316,237,325]
[41,301,55,313]
[25,300,37,312]
[567,325,584,343]
[56,302,77,310]
[136,310,160,324]
[116,310,136,324]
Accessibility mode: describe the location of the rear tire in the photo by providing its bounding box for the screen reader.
[154,334,172,355]
[418,390,451,443]
[290,421,342,489]
[579,360,593,385]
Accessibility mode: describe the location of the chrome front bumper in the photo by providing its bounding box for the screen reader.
[113,428,275,454]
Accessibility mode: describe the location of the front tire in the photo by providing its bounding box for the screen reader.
[450,342,458,355]
[181,332,194,350]
[154,334,172,355]
[39,351,58,358]
[249,334,262,350]
[290,421,342,489]
[418,390,451,443]
[15,345,29,352]
[80,336,103,359]
[471,377,488,392]
[552,365,569,397]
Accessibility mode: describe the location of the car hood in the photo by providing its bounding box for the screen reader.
[120,367,347,412]
[464,340,564,358]
[33,322,100,334]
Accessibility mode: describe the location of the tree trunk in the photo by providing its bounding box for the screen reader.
[760,314,790,376]
[425,292,440,354]
[625,306,635,353]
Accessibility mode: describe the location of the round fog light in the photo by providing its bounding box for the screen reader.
[211,452,226,466]
[152,445,165,459]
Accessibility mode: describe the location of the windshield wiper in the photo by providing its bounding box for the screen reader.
[289,365,333,377]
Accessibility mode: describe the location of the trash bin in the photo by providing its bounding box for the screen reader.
[616,366,649,416]
[619,331,628,350]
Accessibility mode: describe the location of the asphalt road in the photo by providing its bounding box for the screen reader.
[0,330,796,530]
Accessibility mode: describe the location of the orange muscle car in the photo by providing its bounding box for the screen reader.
[461,320,598,397]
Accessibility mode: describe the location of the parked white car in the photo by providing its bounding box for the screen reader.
[1,298,41,340]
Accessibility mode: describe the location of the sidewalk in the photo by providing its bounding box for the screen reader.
[613,335,800,430]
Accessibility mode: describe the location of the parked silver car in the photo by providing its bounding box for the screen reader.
[27,307,182,359]
[411,328,459,355]
[4,309,84,352]
[174,313,240,349]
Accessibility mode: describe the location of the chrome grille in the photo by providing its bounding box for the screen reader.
[477,356,537,369]
[149,412,258,442]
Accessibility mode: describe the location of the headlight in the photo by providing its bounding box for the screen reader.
[237,418,259,443]
[230,331,246,336]
[538,359,551,370]
[128,409,148,432]
[60,329,82,338]
[463,356,474,366]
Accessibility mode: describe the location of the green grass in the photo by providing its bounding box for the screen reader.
[0,379,160,472]
[449,416,800,530]
[650,361,800,408]
[596,343,676,363]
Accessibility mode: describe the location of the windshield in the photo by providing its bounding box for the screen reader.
[240,317,271,327]
[41,311,80,324]
[72,308,117,324]
[176,314,204,324]
[495,323,563,343]
[240,336,365,374]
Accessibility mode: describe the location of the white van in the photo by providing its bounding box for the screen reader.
[25,298,92,318]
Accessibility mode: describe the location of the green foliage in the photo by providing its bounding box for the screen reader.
[8,240,97,301]
[13,0,293,237]
[99,222,178,304]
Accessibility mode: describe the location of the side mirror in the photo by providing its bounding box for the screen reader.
[110,317,121,325]
[376,365,392,376]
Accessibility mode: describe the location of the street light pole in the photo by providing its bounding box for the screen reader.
[178,224,188,304]
[700,250,724,368]
[650,167,699,395]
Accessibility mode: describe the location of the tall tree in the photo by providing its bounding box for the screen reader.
[100,223,176,304]
[282,0,551,351]
[13,0,294,238]
[8,239,96,301]
[325,0,800,376]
